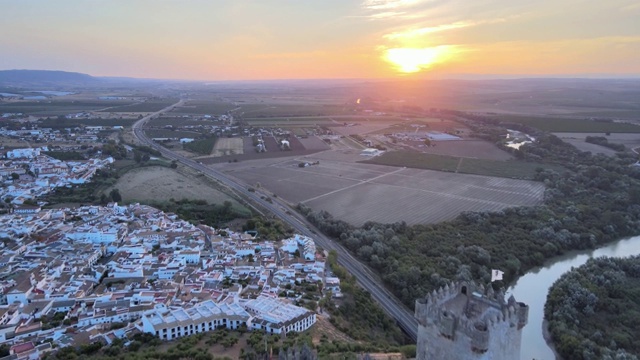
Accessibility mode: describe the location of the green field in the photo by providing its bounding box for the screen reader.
[183,137,217,155]
[364,151,564,179]
[494,115,640,133]
[149,116,218,127]
[244,117,336,126]
[173,100,238,114]
[0,100,133,114]
[106,99,178,112]
[144,129,202,138]
[239,103,351,117]
[566,110,640,119]
[40,117,137,128]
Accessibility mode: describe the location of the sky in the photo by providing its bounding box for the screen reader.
[1,0,639,80]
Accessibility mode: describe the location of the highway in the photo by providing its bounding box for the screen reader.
[131,101,419,341]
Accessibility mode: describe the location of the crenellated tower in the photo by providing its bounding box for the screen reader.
[414,281,528,360]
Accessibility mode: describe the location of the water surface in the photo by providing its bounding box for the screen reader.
[509,235,640,360]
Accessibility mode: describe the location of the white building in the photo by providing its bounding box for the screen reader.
[141,301,250,340]
[244,297,316,335]
[280,238,298,254]
[6,148,40,159]
[176,250,200,265]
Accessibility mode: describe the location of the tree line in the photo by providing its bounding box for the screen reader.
[545,256,640,360]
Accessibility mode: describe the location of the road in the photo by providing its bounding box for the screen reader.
[131,100,419,341]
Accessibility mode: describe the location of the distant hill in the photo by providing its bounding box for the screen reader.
[0,69,99,84]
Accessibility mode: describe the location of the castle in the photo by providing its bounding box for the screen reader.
[414,281,528,360]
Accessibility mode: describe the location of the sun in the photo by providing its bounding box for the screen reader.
[383,46,452,73]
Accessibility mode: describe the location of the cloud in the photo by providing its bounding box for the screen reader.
[383,21,472,39]
[362,0,425,10]
[368,11,408,19]
[383,17,513,41]
[251,51,328,60]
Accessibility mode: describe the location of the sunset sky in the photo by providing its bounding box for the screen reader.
[2,0,639,80]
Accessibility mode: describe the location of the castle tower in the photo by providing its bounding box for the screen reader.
[414,281,528,360]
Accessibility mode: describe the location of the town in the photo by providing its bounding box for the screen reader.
[0,148,339,358]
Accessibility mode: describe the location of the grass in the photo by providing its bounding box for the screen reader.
[494,115,640,133]
[363,151,564,179]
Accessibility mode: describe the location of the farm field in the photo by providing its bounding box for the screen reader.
[105,99,179,112]
[216,153,545,226]
[184,137,217,155]
[200,136,329,164]
[244,117,337,126]
[364,151,562,179]
[361,117,465,135]
[566,110,640,119]
[108,166,241,207]
[410,140,513,160]
[493,114,640,133]
[148,116,219,127]
[0,99,133,115]
[239,103,350,117]
[211,137,244,157]
[172,100,239,115]
[553,132,640,154]
[328,121,399,136]
[144,128,202,139]
[39,117,137,128]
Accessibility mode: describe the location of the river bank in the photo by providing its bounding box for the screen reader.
[541,319,560,360]
[509,235,640,360]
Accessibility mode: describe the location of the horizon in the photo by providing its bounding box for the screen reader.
[3,68,640,84]
[2,0,639,81]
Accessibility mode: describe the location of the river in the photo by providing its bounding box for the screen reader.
[508,235,640,360]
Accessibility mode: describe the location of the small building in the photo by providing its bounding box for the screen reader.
[12,205,41,215]
[361,148,382,156]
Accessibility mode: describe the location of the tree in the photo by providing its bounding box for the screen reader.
[0,344,9,357]
[134,151,142,163]
[109,188,122,202]
[10,173,19,180]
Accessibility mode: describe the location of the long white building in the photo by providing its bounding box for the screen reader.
[141,301,250,341]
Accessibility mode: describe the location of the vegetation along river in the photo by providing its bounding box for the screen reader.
[508,235,640,360]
